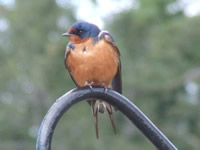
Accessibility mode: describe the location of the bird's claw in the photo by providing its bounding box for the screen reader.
[85,81,94,92]
[101,82,109,93]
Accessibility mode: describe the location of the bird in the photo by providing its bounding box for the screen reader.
[62,21,122,138]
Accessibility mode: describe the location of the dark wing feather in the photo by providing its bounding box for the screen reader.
[64,43,79,87]
[98,31,122,94]
[112,62,122,94]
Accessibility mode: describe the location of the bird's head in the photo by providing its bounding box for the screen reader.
[63,21,100,44]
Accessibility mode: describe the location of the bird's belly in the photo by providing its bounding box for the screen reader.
[67,44,119,87]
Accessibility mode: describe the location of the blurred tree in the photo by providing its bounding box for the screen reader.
[0,0,76,149]
[108,0,200,149]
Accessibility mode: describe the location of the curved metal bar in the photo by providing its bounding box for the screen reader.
[36,86,177,150]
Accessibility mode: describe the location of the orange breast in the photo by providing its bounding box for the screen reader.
[67,38,119,87]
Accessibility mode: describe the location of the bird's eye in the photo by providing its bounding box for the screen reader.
[79,30,83,34]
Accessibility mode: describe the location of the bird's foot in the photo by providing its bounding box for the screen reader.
[85,81,94,91]
[101,82,109,93]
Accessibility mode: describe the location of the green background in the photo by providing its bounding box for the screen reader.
[0,0,200,149]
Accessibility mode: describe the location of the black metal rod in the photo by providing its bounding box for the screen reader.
[36,86,178,150]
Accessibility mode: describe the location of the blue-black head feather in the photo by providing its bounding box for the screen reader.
[70,21,101,39]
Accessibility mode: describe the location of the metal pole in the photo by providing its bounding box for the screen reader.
[36,86,178,150]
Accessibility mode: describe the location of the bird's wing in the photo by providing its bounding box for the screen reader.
[64,43,79,87]
[98,31,122,94]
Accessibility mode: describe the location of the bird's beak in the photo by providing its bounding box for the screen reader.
[62,33,73,37]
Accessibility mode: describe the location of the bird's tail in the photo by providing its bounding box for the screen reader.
[90,99,117,139]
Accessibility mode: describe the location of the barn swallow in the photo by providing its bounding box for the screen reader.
[63,21,122,138]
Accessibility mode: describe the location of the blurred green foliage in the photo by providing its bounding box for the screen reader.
[0,0,200,149]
